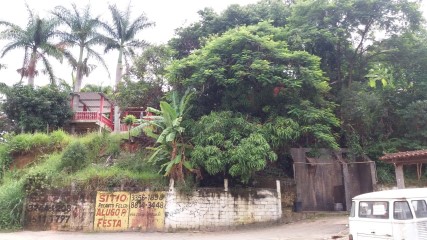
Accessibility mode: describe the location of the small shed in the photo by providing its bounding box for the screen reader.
[291,148,377,211]
[379,149,427,189]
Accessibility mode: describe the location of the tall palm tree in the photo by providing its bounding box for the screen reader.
[0,5,62,86]
[52,3,109,92]
[102,3,154,87]
[102,3,154,132]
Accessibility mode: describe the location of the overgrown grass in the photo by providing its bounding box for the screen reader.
[63,165,164,189]
[0,131,164,230]
[0,178,25,230]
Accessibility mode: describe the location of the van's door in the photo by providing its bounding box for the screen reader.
[392,199,427,240]
[355,201,393,239]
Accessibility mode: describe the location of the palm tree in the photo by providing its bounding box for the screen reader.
[0,5,63,86]
[52,3,109,92]
[102,3,154,132]
[102,3,154,87]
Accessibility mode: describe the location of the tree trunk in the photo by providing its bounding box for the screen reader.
[74,46,85,92]
[27,51,37,86]
[113,48,124,133]
[115,48,123,87]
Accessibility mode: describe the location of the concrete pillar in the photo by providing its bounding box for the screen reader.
[342,163,352,211]
[276,179,282,216]
[169,178,175,192]
[114,106,121,133]
[224,179,228,192]
[395,164,405,189]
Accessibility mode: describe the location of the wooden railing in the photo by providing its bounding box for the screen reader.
[73,111,114,131]
[99,115,114,130]
[73,111,98,121]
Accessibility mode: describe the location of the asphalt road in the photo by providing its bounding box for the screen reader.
[0,215,348,240]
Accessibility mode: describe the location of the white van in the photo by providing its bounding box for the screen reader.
[349,188,427,240]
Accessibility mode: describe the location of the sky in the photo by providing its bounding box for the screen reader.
[0,0,426,89]
[0,0,260,88]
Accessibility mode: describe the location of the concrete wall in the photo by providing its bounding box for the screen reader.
[24,182,282,232]
[24,190,95,231]
[165,188,282,230]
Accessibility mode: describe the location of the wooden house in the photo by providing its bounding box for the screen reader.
[67,92,146,134]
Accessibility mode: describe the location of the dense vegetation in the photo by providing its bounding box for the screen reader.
[1,0,427,229]
[0,131,164,229]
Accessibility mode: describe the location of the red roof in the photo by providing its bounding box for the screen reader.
[379,149,427,164]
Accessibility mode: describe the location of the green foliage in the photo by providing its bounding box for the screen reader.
[0,145,11,178]
[169,22,339,149]
[52,3,110,92]
[0,179,24,230]
[191,111,277,183]
[63,165,165,190]
[376,163,396,184]
[0,5,63,85]
[49,130,71,149]
[124,114,137,126]
[7,130,70,154]
[115,78,163,110]
[397,100,427,147]
[124,114,137,140]
[143,90,194,181]
[60,141,88,172]
[24,172,52,195]
[169,0,291,58]
[2,84,72,133]
[285,0,422,89]
[115,149,155,172]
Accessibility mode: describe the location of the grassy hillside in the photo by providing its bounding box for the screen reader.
[0,130,165,230]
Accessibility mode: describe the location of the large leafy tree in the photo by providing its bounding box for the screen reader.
[169,23,339,149]
[0,5,63,86]
[52,3,109,92]
[169,0,291,59]
[2,84,73,133]
[284,0,422,90]
[340,30,427,156]
[168,23,339,183]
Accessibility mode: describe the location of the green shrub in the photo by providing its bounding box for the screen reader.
[115,150,153,172]
[24,172,51,195]
[60,141,88,172]
[0,145,11,179]
[49,130,71,149]
[106,134,122,158]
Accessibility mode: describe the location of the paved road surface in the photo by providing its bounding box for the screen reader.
[0,215,348,240]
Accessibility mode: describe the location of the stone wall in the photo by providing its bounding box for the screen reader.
[24,180,282,232]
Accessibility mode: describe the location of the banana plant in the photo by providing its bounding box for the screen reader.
[143,90,194,182]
